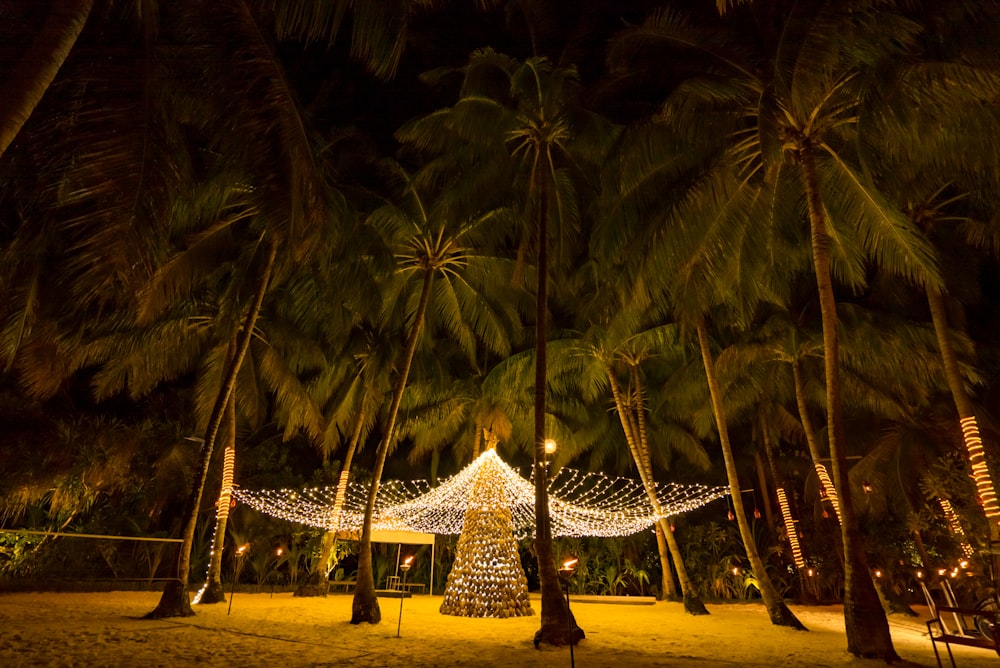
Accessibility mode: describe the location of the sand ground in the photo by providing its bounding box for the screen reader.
[0,590,995,667]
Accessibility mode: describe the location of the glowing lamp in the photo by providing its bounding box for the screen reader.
[544,439,558,455]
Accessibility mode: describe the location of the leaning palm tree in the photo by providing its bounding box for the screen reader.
[2,0,408,618]
[596,113,806,629]
[863,34,1000,569]
[569,295,712,614]
[297,322,394,594]
[0,0,95,159]
[606,3,955,655]
[350,164,518,624]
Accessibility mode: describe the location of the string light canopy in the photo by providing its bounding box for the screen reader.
[234,449,728,539]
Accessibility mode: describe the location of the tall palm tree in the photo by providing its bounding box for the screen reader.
[596,112,806,628]
[397,50,615,645]
[298,323,393,594]
[861,22,1000,569]
[350,164,517,624]
[606,3,952,655]
[696,315,806,629]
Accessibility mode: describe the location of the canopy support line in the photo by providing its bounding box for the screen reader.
[0,529,182,543]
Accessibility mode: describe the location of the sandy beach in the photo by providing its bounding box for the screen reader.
[0,590,995,667]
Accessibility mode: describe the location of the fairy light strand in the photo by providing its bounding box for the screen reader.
[234,449,728,538]
[193,445,236,605]
[776,488,805,569]
[961,416,1000,521]
[939,497,975,559]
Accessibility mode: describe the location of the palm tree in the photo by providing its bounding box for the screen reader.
[397,50,616,645]
[606,3,956,655]
[0,0,95,159]
[595,112,806,628]
[350,164,517,624]
[569,293,712,613]
[696,315,806,629]
[298,323,393,594]
[861,24,1000,570]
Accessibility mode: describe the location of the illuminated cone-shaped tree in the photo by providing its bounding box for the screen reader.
[440,435,533,618]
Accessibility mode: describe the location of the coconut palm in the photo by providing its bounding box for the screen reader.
[860,22,1000,569]
[396,49,616,645]
[605,2,960,655]
[0,0,95,159]
[596,111,806,628]
[349,162,519,624]
[296,321,394,594]
[566,287,712,613]
[21,0,424,619]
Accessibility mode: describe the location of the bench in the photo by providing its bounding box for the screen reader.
[402,582,425,595]
[327,579,356,592]
[926,605,1000,667]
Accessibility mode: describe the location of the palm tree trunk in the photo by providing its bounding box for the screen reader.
[630,365,705,612]
[0,0,94,159]
[792,360,841,522]
[661,519,706,612]
[301,407,367,597]
[653,524,678,600]
[605,366,679,603]
[759,411,816,605]
[472,415,484,460]
[351,270,435,624]
[926,286,1000,576]
[696,316,805,630]
[532,159,581,648]
[147,237,277,619]
[799,145,896,658]
[197,390,238,604]
[753,449,776,531]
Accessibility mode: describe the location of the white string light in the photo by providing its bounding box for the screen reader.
[193,445,236,605]
[234,450,728,538]
[939,497,975,559]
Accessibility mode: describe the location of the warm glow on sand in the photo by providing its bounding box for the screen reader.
[1,591,996,667]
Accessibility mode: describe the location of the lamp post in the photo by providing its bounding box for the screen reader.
[544,438,557,484]
[560,557,579,668]
[397,555,414,638]
[228,543,250,616]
